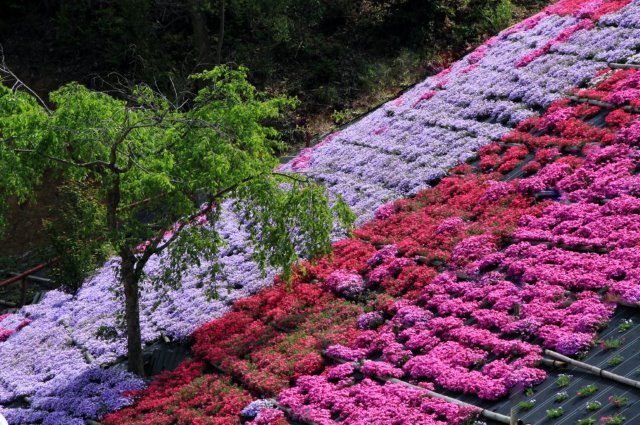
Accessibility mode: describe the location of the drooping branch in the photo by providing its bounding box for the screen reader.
[0,48,52,114]
[272,171,313,184]
[12,148,114,171]
[134,174,261,279]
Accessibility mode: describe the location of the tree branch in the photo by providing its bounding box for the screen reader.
[149,174,260,255]
[0,47,52,114]
[13,148,112,171]
[272,171,312,184]
[110,107,131,169]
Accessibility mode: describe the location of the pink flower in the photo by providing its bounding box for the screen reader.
[361,361,404,379]
[436,217,465,234]
[327,363,355,381]
[374,203,395,220]
[324,269,365,298]
[367,245,398,268]
[325,345,367,362]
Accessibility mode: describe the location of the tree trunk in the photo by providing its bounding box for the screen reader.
[217,0,225,64]
[121,248,145,376]
[189,0,212,68]
[107,175,120,232]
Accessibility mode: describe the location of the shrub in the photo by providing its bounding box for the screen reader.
[607,355,624,367]
[546,407,564,418]
[577,384,598,397]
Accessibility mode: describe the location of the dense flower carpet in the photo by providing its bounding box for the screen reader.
[3,0,640,423]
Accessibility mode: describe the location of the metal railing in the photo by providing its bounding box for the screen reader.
[0,260,55,307]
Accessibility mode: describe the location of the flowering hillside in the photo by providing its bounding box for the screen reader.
[106,61,640,424]
[3,0,640,423]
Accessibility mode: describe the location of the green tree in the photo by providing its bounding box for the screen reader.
[0,65,354,376]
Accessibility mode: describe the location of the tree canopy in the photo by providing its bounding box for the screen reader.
[0,65,354,374]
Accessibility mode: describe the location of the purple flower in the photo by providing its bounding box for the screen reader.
[356,312,384,330]
[324,269,366,298]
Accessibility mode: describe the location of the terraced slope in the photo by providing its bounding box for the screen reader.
[3,0,640,423]
[109,61,640,425]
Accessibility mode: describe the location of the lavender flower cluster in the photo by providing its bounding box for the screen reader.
[0,310,144,424]
[278,8,634,223]
[0,203,270,423]
[600,0,640,29]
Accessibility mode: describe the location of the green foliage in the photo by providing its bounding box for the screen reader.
[577,384,598,397]
[600,337,624,349]
[609,395,629,407]
[96,325,119,341]
[601,415,626,425]
[0,83,49,234]
[235,178,354,283]
[546,407,564,419]
[556,374,572,388]
[554,392,569,403]
[54,0,173,75]
[0,0,520,147]
[44,180,109,291]
[607,355,624,367]
[517,399,536,410]
[618,318,634,332]
[482,0,513,34]
[0,63,352,314]
[586,401,602,411]
[331,109,356,125]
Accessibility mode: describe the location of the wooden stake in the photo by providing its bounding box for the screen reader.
[512,303,520,318]
[510,407,519,425]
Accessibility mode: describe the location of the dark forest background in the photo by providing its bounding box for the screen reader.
[0,0,547,262]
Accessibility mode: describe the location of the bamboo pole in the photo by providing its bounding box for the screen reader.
[323,352,514,424]
[385,377,515,424]
[565,94,640,113]
[539,358,567,368]
[608,62,640,70]
[545,350,640,389]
